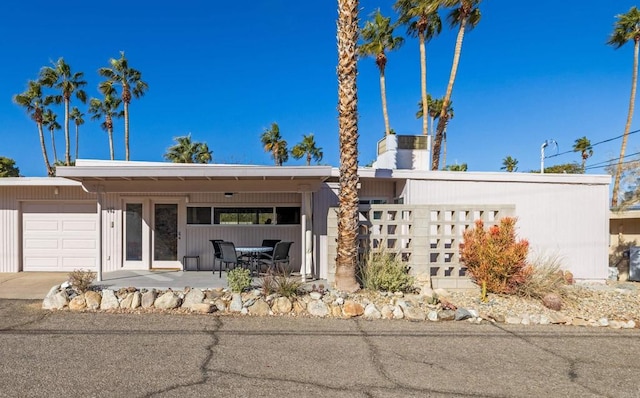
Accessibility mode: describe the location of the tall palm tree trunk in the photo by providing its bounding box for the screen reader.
[612,39,639,207]
[108,128,115,161]
[419,32,428,136]
[124,102,130,161]
[432,18,467,170]
[38,123,53,176]
[64,99,71,165]
[335,0,360,293]
[75,123,79,161]
[50,128,58,164]
[379,68,391,136]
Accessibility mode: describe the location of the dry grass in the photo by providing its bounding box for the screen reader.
[515,253,575,304]
[67,269,96,293]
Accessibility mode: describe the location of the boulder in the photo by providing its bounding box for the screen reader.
[84,291,102,310]
[68,295,87,311]
[342,301,364,318]
[182,289,205,309]
[404,306,426,322]
[272,297,292,314]
[100,290,120,310]
[141,290,157,308]
[248,299,270,316]
[42,286,68,310]
[363,303,381,320]
[154,291,180,310]
[542,293,563,311]
[307,300,329,317]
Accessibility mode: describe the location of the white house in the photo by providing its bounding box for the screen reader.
[0,135,611,288]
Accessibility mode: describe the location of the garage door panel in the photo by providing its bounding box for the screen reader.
[23,256,59,269]
[24,220,60,232]
[61,256,97,268]
[62,239,97,249]
[24,239,60,250]
[62,220,97,232]
[23,201,97,272]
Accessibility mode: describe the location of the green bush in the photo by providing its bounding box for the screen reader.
[459,217,531,294]
[68,269,96,293]
[227,268,252,293]
[358,250,414,292]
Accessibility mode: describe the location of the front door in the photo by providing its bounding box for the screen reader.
[152,201,185,269]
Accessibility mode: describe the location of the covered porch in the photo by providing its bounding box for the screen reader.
[57,160,333,282]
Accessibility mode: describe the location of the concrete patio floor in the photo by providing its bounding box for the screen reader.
[0,270,325,300]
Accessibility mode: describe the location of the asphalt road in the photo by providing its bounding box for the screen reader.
[1,299,639,398]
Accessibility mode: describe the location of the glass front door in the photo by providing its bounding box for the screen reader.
[153,202,185,268]
[123,201,149,269]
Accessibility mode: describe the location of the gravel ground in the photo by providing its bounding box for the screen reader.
[446,281,640,323]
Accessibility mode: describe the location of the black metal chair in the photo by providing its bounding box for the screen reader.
[216,241,248,278]
[260,239,281,259]
[259,241,292,273]
[210,239,224,274]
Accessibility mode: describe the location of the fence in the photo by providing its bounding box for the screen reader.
[327,204,515,289]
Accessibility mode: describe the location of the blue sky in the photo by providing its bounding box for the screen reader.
[2,0,639,176]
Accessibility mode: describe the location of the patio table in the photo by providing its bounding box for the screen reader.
[235,246,271,274]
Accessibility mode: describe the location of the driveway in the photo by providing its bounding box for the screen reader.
[1,299,639,397]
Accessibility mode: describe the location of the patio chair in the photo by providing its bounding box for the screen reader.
[260,239,281,259]
[210,239,224,274]
[216,241,249,278]
[259,241,292,273]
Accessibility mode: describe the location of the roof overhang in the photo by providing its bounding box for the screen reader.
[55,160,333,193]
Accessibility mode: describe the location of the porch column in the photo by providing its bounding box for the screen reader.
[96,186,104,282]
[300,190,313,281]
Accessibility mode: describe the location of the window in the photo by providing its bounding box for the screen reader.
[276,207,300,225]
[359,198,388,205]
[187,207,212,225]
[214,207,273,225]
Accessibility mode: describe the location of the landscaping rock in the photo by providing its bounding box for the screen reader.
[343,301,364,318]
[120,293,134,309]
[229,293,243,312]
[455,308,473,321]
[404,306,426,322]
[439,309,455,321]
[248,299,270,316]
[42,286,68,310]
[154,291,180,310]
[190,303,213,313]
[272,297,293,314]
[307,300,329,317]
[393,306,404,319]
[68,295,86,311]
[182,288,205,309]
[542,293,563,311]
[100,290,119,310]
[380,305,394,319]
[363,303,381,320]
[131,291,141,309]
[85,291,102,310]
[141,290,157,308]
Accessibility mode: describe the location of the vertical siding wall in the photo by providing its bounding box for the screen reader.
[406,175,610,281]
[0,184,96,272]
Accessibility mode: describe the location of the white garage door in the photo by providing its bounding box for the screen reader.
[22,202,98,272]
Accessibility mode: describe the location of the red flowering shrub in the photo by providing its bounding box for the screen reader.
[459,217,532,294]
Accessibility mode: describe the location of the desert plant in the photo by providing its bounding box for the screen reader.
[260,269,302,298]
[227,268,252,293]
[515,253,572,301]
[358,249,415,292]
[67,269,96,293]
[459,217,532,294]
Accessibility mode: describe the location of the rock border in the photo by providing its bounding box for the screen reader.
[41,283,639,329]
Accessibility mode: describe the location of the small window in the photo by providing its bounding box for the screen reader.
[276,207,300,225]
[214,207,273,225]
[187,207,212,224]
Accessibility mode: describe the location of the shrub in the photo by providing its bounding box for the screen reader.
[358,250,414,292]
[227,268,252,293]
[260,270,302,298]
[68,269,96,293]
[459,217,531,295]
[515,253,572,302]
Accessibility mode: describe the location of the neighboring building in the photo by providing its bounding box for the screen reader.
[0,135,611,288]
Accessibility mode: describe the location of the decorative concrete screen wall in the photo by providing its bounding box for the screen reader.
[327,204,514,289]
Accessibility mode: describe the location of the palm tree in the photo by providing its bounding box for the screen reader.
[98,51,148,161]
[417,95,452,160]
[432,0,481,170]
[13,80,54,176]
[88,94,123,160]
[163,134,212,163]
[443,162,467,171]
[335,0,361,292]
[42,109,61,164]
[572,136,593,173]
[359,9,404,136]
[70,107,85,160]
[261,122,289,166]
[609,6,640,207]
[39,58,87,166]
[501,156,518,172]
[394,0,442,137]
[291,133,324,165]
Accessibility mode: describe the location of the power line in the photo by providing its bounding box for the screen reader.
[545,128,640,159]
[585,151,640,171]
